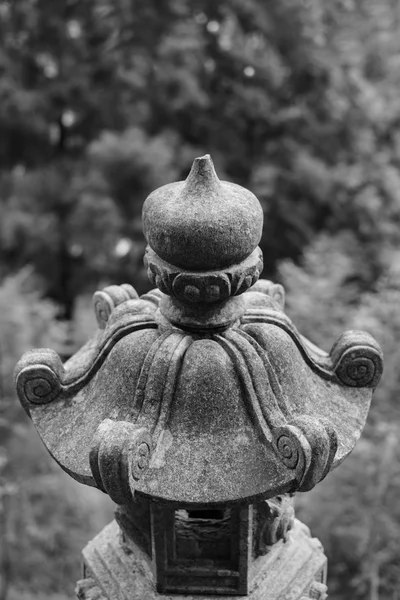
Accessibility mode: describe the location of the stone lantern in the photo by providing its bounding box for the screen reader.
[15,156,383,599]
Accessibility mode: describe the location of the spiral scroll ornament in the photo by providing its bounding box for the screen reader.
[93,284,139,329]
[331,331,383,389]
[130,440,151,481]
[89,419,152,504]
[271,417,338,492]
[274,431,302,469]
[93,292,114,329]
[272,425,310,482]
[14,349,65,411]
[250,279,285,309]
[21,366,62,404]
[335,351,378,387]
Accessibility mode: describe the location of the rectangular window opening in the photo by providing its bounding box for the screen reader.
[153,504,250,596]
[173,507,234,568]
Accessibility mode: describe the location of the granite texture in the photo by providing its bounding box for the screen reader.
[142,155,264,270]
[79,517,326,600]
[14,155,383,597]
[111,494,296,594]
[76,578,106,600]
[253,495,295,556]
[14,278,383,504]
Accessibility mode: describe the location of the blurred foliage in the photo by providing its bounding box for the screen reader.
[0,272,112,600]
[282,236,400,599]
[1,0,400,599]
[1,0,400,315]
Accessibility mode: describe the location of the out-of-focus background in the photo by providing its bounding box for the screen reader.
[1,1,400,598]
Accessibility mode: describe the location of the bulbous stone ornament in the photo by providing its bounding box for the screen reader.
[15,155,383,599]
[143,155,263,270]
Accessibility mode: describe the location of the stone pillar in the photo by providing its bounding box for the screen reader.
[15,155,383,599]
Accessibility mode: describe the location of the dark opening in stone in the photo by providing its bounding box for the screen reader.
[187,509,225,519]
[152,503,250,595]
[174,508,232,565]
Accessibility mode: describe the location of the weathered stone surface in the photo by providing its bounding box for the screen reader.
[80,517,326,600]
[14,154,383,597]
[76,577,106,600]
[14,277,383,504]
[142,155,264,270]
[253,495,295,556]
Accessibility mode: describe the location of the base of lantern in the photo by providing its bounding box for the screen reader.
[76,518,327,600]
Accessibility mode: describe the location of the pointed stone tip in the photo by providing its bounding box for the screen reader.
[185,154,220,194]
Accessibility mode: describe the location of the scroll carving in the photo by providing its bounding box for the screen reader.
[93,284,139,329]
[272,417,337,492]
[241,303,383,389]
[216,328,338,491]
[331,331,383,388]
[14,349,65,412]
[14,311,157,413]
[89,419,152,503]
[272,425,311,474]
[251,279,285,309]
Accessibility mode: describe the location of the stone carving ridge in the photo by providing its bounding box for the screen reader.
[242,309,383,389]
[133,332,192,441]
[217,328,338,491]
[14,297,158,412]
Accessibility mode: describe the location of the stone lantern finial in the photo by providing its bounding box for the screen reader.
[143,155,264,329]
[14,155,383,599]
[143,154,263,271]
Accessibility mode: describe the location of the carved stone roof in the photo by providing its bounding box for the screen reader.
[14,156,383,507]
[15,283,382,505]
